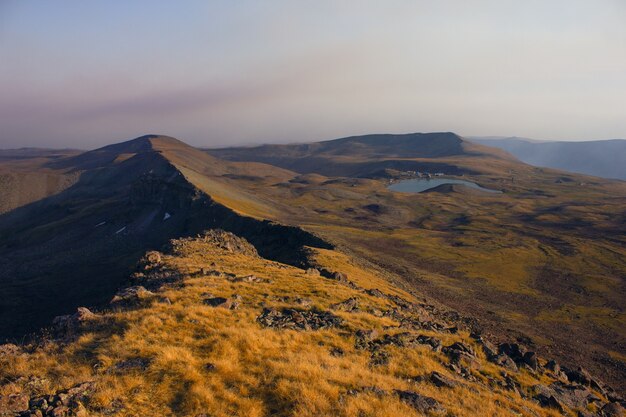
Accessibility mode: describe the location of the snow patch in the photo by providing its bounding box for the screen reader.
[95,221,106,227]
[115,226,126,234]
[163,212,171,221]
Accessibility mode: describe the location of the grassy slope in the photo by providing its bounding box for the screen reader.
[202,136,626,392]
[1,236,571,417]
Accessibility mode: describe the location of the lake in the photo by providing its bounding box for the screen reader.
[388,178,502,193]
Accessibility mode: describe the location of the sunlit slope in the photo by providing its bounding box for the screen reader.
[2,232,617,416]
[147,135,296,219]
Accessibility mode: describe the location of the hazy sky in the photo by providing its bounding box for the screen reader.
[1,1,625,149]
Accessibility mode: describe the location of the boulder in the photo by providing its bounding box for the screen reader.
[110,286,155,307]
[203,294,242,310]
[394,390,446,414]
[523,351,539,370]
[493,354,518,372]
[532,384,565,412]
[429,371,458,388]
[443,342,479,368]
[332,272,349,283]
[365,288,385,298]
[137,251,163,270]
[52,307,96,339]
[498,343,526,362]
[305,268,320,276]
[548,382,595,409]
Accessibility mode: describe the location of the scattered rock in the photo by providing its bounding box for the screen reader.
[257,308,342,331]
[395,390,446,414]
[330,297,360,312]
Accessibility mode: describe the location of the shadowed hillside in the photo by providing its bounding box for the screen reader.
[0,136,329,341]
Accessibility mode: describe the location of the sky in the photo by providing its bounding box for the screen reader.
[1,0,625,149]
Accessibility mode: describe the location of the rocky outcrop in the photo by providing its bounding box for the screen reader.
[197,229,259,257]
[256,308,343,331]
[51,308,96,340]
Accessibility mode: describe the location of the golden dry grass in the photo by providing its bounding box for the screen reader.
[0,238,575,417]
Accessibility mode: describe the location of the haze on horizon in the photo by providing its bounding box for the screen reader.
[1,0,625,150]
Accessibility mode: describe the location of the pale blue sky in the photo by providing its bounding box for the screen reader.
[1,0,625,148]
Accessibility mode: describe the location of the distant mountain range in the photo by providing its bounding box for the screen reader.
[208,132,515,178]
[468,137,626,180]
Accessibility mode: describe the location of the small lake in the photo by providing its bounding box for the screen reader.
[388,178,502,194]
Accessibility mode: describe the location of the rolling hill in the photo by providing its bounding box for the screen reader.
[208,132,517,178]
